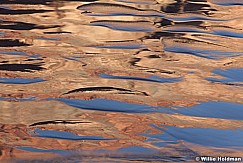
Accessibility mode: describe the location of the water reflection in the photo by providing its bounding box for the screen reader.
[0,63,45,72]
[0,39,30,47]
[0,77,45,84]
[206,68,243,85]
[33,128,113,140]
[152,125,243,148]
[0,0,243,162]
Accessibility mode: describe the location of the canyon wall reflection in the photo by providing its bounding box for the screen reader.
[0,0,243,162]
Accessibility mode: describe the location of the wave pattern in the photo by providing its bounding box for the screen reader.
[0,0,243,162]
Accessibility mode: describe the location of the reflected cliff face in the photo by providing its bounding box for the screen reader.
[0,0,243,162]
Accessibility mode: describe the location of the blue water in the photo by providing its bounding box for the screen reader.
[0,77,45,84]
[51,98,162,113]
[154,125,243,148]
[33,128,112,140]
[0,96,35,101]
[206,68,243,84]
[46,97,243,121]
[0,51,42,59]
[164,28,243,39]
[212,1,243,6]
[164,46,240,59]
[0,32,5,36]
[100,74,182,83]
[174,101,243,120]
[0,51,27,56]
[2,0,243,161]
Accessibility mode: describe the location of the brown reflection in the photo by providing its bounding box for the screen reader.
[0,0,243,162]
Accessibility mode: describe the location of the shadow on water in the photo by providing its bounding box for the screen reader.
[0,20,61,30]
[160,0,217,15]
[0,63,45,72]
[63,86,149,96]
[0,7,53,15]
[0,39,30,47]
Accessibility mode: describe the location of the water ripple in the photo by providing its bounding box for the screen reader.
[50,98,160,113]
[16,146,69,155]
[33,128,112,140]
[174,101,243,120]
[206,68,243,85]
[100,74,182,83]
[0,77,45,84]
[164,46,241,59]
[154,125,243,148]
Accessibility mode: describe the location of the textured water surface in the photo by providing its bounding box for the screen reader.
[0,0,243,162]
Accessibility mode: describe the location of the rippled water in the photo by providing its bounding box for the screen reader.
[0,0,243,162]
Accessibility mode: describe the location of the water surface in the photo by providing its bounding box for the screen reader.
[0,0,243,162]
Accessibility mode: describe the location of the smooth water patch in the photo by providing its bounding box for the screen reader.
[174,101,243,120]
[155,125,243,148]
[0,77,45,84]
[100,74,182,83]
[33,128,112,140]
[164,46,240,59]
[212,30,243,38]
[49,98,243,120]
[206,68,243,85]
[49,98,164,113]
